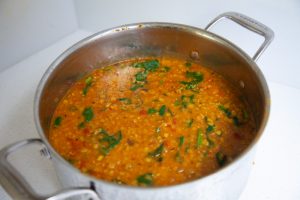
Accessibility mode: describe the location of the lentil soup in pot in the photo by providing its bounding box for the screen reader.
[49,57,256,187]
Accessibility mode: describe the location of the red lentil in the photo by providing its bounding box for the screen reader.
[49,57,256,186]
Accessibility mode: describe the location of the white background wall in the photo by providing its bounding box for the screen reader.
[74,0,300,89]
[0,0,299,88]
[0,0,78,72]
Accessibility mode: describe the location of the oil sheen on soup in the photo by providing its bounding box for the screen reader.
[49,57,256,186]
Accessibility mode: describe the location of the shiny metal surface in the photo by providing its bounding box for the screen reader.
[0,139,100,200]
[0,139,45,200]
[205,12,274,61]
[0,12,273,200]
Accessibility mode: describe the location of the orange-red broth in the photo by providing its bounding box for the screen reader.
[49,58,256,186]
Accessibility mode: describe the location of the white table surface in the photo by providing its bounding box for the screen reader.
[0,30,299,200]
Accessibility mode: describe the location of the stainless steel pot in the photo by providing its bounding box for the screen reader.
[0,12,274,200]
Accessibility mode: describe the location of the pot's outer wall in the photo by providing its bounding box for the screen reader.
[35,23,269,200]
[53,149,254,200]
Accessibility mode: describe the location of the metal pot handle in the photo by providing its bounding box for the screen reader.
[205,12,274,61]
[0,139,100,200]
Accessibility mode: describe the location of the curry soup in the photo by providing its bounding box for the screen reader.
[49,57,256,186]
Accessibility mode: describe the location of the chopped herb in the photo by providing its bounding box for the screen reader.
[148,143,164,162]
[167,108,174,116]
[131,60,160,90]
[186,119,194,128]
[85,76,93,84]
[206,125,215,133]
[189,94,195,103]
[174,100,180,106]
[180,80,198,90]
[133,60,160,72]
[161,66,171,72]
[130,83,144,91]
[82,107,94,122]
[186,71,203,81]
[205,125,215,147]
[233,116,240,126]
[243,110,249,120]
[180,71,203,90]
[98,129,122,155]
[196,129,203,148]
[118,98,132,105]
[135,71,148,81]
[137,173,153,186]
[82,76,93,96]
[159,105,167,116]
[185,143,191,154]
[54,116,62,127]
[206,136,215,147]
[78,121,85,129]
[175,95,195,109]
[179,136,185,148]
[218,105,232,117]
[218,105,241,126]
[175,151,183,163]
[216,152,227,167]
[185,62,192,67]
[148,108,157,114]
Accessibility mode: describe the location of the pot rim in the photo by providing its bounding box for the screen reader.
[34,22,270,191]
